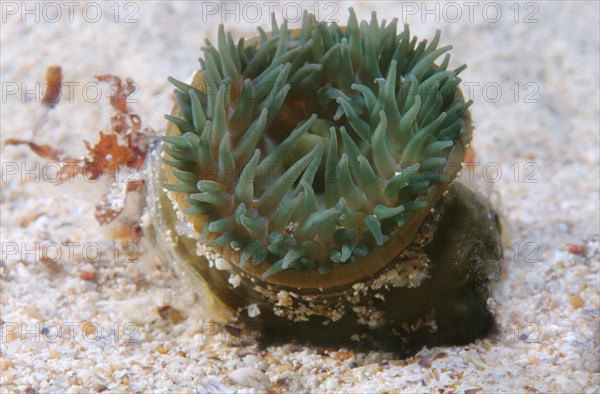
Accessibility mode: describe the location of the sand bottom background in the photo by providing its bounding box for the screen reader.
[1,1,599,392]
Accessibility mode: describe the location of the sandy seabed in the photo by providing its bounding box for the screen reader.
[1,1,599,392]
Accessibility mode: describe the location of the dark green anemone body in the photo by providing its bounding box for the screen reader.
[162,9,472,277]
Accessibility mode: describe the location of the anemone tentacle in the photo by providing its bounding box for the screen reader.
[162,8,471,276]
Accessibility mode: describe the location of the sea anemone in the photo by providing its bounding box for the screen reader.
[148,9,502,351]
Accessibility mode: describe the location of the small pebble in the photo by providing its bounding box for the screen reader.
[418,357,433,367]
[567,244,585,255]
[82,321,97,336]
[227,367,267,388]
[247,304,260,318]
[569,294,585,309]
[157,305,185,324]
[79,270,96,281]
[157,345,168,354]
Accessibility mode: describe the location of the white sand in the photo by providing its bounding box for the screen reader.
[1,1,598,392]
